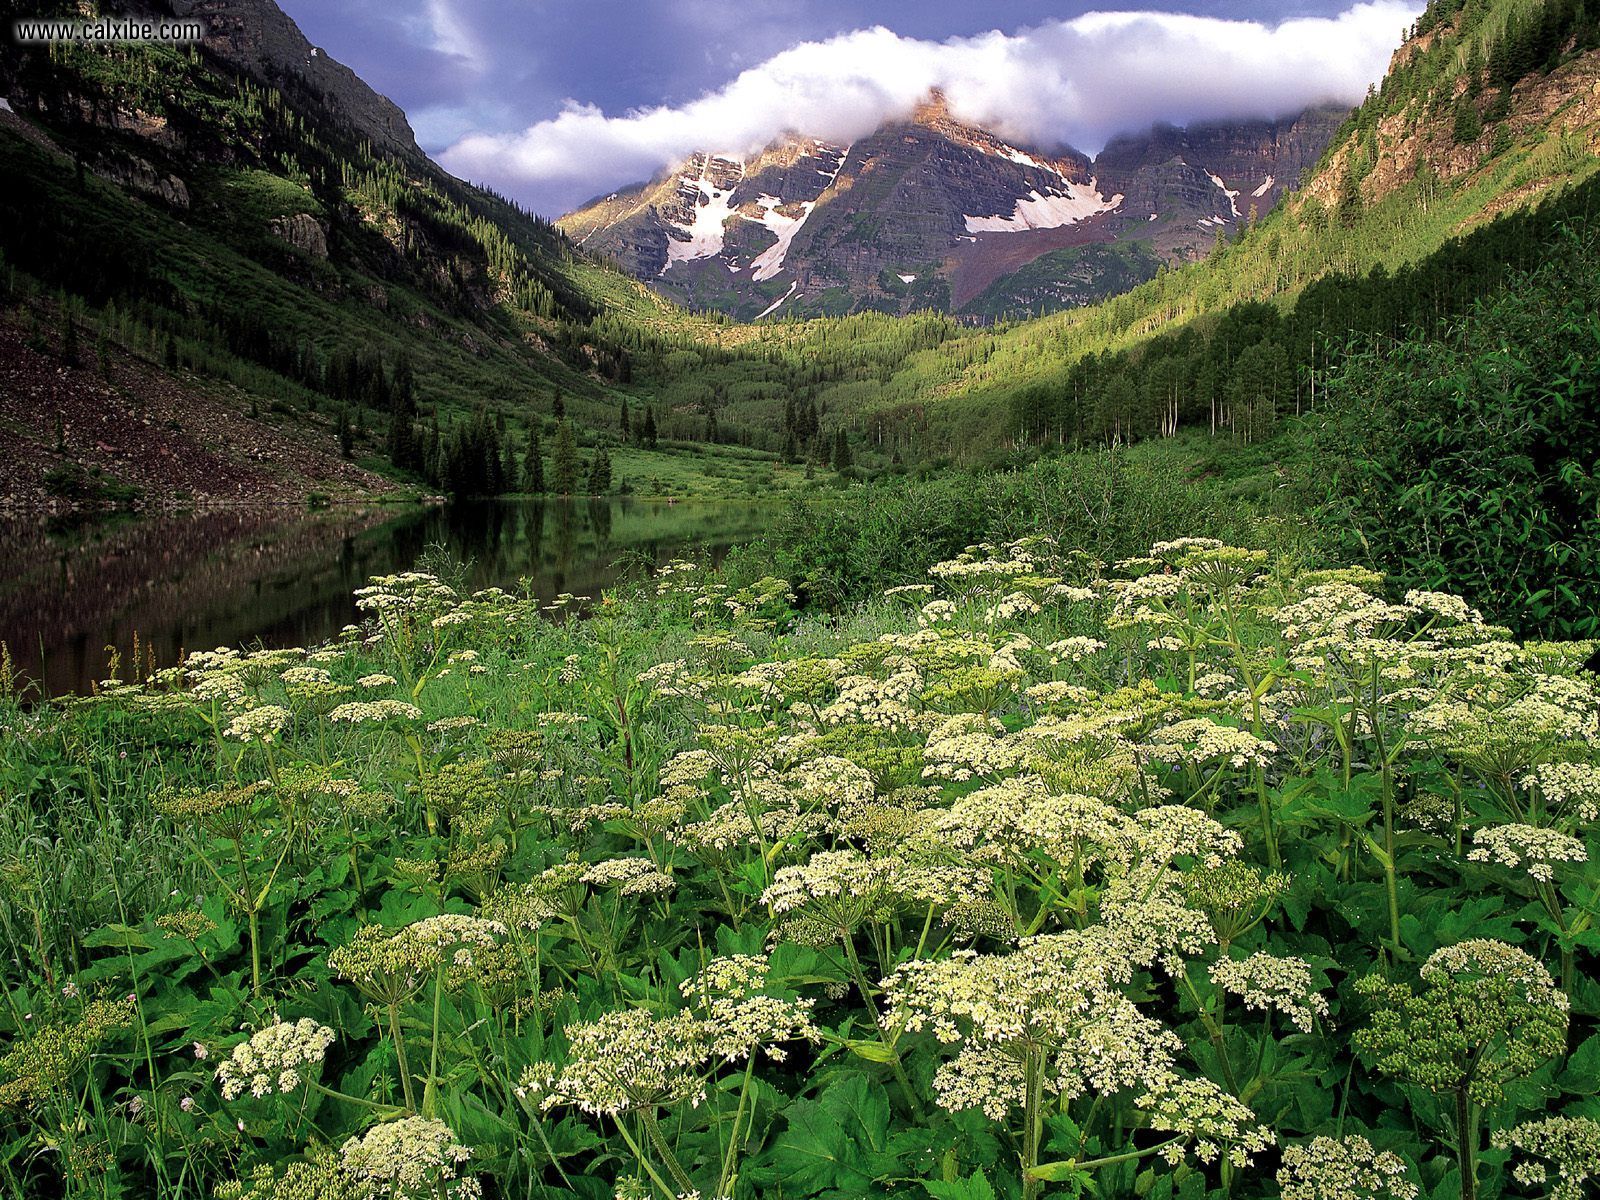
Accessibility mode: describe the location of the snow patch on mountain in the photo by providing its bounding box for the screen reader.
[748,196,814,282]
[898,273,917,283]
[1207,171,1241,218]
[755,281,799,319]
[1001,146,1044,168]
[1252,175,1275,198]
[743,142,849,281]
[964,179,1122,234]
[664,156,745,273]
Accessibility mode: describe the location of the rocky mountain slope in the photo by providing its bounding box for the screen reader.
[1296,0,1600,219]
[560,94,1347,321]
[0,0,683,507]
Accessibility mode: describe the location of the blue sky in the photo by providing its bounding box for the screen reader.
[279,1,1419,215]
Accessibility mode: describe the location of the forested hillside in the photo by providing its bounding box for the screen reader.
[0,0,767,504]
[668,0,1600,463]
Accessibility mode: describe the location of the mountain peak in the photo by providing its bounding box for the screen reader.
[911,88,954,126]
[562,102,1342,321]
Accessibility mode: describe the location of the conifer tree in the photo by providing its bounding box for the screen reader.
[641,405,658,449]
[60,309,78,366]
[523,428,545,493]
[832,429,852,471]
[387,406,416,473]
[501,438,519,493]
[587,446,612,494]
[552,421,579,495]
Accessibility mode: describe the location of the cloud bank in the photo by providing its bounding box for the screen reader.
[440,2,1417,215]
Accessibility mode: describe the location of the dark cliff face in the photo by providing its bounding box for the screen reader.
[1098,107,1346,220]
[2,0,422,163]
[169,0,422,159]
[560,98,1347,321]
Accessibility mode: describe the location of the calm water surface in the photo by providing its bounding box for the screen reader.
[0,498,780,697]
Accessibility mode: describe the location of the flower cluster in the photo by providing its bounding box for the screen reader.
[225,706,292,744]
[1356,939,1569,1106]
[1209,953,1329,1033]
[1493,1116,1600,1200]
[329,916,506,1003]
[215,1019,335,1100]
[0,997,136,1108]
[1277,1135,1417,1200]
[328,700,423,725]
[543,988,817,1117]
[1467,822,1588,882]
[1134,1074,1275,1168]
[884,932,1175,1121]
[340,1116,480,1199]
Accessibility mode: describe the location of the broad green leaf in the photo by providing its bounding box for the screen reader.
[923,1169,997,1200]
[764,1074,897,1195]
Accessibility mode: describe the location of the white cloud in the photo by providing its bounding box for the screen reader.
[440,2,1419,214]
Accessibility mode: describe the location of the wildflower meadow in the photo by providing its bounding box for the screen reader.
[0,537,1597,1200]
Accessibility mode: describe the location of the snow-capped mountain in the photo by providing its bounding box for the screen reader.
[559,93,1346,321]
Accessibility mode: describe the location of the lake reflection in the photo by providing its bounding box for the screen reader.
[0,498,779,697]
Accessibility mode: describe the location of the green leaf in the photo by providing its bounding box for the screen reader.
[1027,1158,1093,1187]
[81,924,151,950]
[764,1074,897,1195]
[844,1039,899,1063]
[923,1169,996,1200]
[1560,1035,1600,1095]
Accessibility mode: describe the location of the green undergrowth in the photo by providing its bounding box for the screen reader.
[0,533,1595,1199]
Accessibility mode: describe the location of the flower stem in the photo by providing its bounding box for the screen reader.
[388,1004,416,1112]
[1022,1051,1044,1200]
[423,966,445,1118]
[1456,1090,1478,1200]
[841,936,920,1116]
[640,1106,697,1195]
[717,1056,757,1198]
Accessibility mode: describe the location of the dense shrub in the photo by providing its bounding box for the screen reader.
[1310,227,1600,639]
[758,438,1320,608]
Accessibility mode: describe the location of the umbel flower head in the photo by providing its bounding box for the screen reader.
[340,1116,480,1199]
[1355,939,1569,1106]
[1134,1073,1276,1169]
[328,700,423,725]
[154,781,272,841]
[214,1148,356,1200]
[1467,822,1587,883]
[224,705,292,744]
[1493,1115,1600,1200]
[884,930,1182,1122]
[542,992,817,1117]
[761,849,988,946]
[329,916,506,1005]
[1209,952,1330,1033]
[0,996,136,1109]
[1277,1134,1418,1200]
[215,1018,335,1100]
